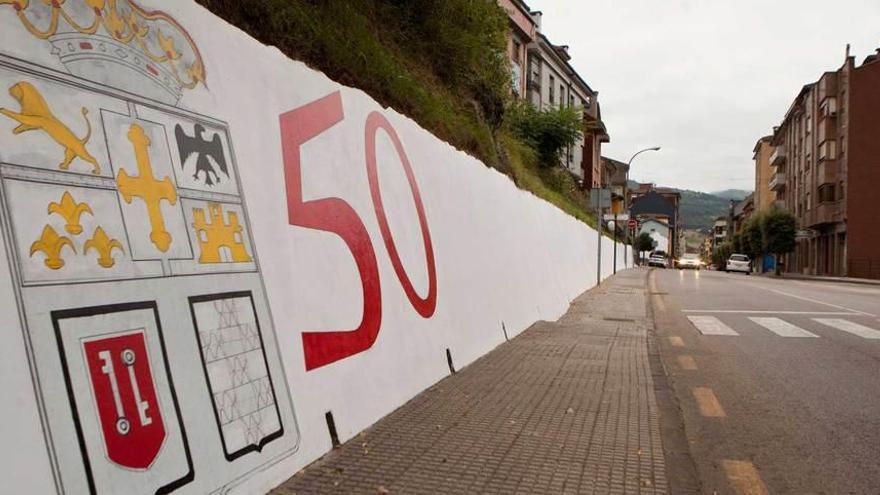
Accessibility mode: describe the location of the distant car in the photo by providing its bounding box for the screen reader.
[648,254,667,268]
[676,253,702,270]
[725,254,751,274]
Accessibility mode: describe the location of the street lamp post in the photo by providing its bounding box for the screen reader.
[623,146,661,266]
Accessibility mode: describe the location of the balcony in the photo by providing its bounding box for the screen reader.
[818,140,837,161]
[810,201,843,227]
[817,160,837,186]
[770,146,786,165]
[818,116,837,144]
[818,73,838,102]
[769,172,787,191]
[820,96,838,118]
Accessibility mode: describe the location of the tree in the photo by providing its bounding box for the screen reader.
[742,213,765,260]
[762,209,797,274]
[505,101,585,167]
[730,233,743,254]
[634,232,654,265]
[712,242,733,268]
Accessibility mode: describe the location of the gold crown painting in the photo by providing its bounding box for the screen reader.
[1,0,205,105]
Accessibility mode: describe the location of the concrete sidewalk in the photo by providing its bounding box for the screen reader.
[273,269,667,494]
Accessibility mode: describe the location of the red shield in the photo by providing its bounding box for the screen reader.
[83,330,166,469]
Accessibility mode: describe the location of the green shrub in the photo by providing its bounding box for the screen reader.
[199,0,599,226]
[505,101,585,167]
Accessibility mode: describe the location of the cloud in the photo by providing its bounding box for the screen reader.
[532,0,880,192]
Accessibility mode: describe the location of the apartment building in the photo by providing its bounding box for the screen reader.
[768,47,880,278]
[498,2,608,187]
[499,0,536,98]
[601,156,629,214]
[752,136,775,211]
[730,194,754,236]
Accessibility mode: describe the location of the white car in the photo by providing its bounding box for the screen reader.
[648,254,667,268]
[725,254,751,274]
[676,253,702,270]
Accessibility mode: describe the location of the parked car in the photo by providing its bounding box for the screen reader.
[676,253,702,270]
[648,253,667,268]
[725,254,751,274]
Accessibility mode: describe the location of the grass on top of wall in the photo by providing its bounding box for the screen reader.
[197,0,598,228]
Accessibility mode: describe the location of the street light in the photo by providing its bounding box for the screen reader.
[623,146,661,268]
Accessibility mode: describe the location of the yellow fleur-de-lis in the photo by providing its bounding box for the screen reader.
[47,191,93,235]
[83,226,123,268]
[30,224,75,270]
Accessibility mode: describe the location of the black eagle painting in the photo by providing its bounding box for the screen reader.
[174,123,229,186]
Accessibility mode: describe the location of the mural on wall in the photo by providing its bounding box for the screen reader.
[279,94,439,370]
[0,1,299,493]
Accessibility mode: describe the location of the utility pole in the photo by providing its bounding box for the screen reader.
[591,188,610,285]
[623,146,661,268]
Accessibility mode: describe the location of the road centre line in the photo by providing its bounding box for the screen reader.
[677,355,698,370]
[682,310,855,315]
[741,284,876,317]
[749,317,819,338]
[723,460,769,495]
[692,387,726,417]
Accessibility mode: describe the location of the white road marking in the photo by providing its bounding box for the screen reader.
[748,317,819,338]
[813,319,880,339]
[683,310,854,315]
[743,284,875,317]
[687,316,739,336]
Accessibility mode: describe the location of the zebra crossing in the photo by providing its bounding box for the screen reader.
[686,315,880,340]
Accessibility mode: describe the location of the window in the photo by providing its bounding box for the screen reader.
[549,75,555,104]
[818,184,835,203]
[512,40,521,65]
[559,84,565,108]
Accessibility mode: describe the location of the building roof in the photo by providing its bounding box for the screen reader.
[630,191,677,228]
[732,193,754,217]
[535,32,595,96]
[752,135,772,153]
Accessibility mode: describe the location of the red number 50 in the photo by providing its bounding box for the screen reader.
[279,92,437,371]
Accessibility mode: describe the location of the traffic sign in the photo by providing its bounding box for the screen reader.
[603,213,629,222]
[589,189,611,210]
[627,218,638,230]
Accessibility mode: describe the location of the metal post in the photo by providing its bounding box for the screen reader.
[624,146,660,271]
[597,205,602,286]
[613,212,618,274]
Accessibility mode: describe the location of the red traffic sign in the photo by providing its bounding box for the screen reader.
[627,218,638,230]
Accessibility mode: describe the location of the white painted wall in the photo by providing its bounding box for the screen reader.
[0,2,629,494]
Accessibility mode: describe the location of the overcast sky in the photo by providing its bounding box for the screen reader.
[534,0,880,193]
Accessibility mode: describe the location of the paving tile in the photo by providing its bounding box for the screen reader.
[272,269,666,494]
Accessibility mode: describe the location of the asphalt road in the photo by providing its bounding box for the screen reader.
[651,268,880,495]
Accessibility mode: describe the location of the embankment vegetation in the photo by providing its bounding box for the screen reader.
[199,0,596,226]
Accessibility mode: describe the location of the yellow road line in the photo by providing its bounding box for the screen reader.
[653,294,667,312]
[669,336,685,347]
[722,459,769,495]
[692,387,726,417]
[677,355,698,370]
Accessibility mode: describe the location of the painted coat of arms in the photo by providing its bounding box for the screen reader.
[0,1,299,493]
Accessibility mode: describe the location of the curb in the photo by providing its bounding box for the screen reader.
[765,273,880,287]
